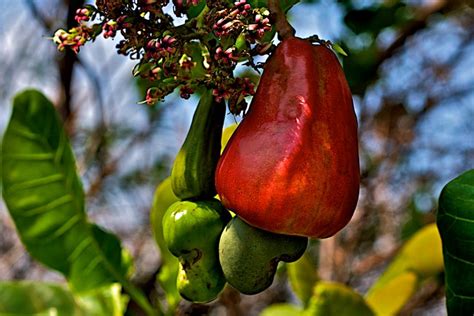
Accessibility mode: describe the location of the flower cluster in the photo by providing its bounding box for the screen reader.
[53,27,91,53]
[212,0,271,42]
[214,47,239,66]
[75,8,91,23]
[53,0,274,115]
[145,36,178,60]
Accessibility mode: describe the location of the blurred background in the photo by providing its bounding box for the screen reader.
[0,0,473,315]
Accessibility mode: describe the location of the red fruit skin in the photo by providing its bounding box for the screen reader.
[215,37,360,238]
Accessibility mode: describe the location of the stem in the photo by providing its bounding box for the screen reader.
[121,278,162,316]
[268,0,295,40]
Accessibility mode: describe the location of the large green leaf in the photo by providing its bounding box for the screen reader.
[1,90,127,293]
[0,281,126,316]
[437,169,474,315]
[306,282,375,316]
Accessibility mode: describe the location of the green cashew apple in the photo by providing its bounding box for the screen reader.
[219,217,308,295]
[171,90,225,200]
[163,199,231,303]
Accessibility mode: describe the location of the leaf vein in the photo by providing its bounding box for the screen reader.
[21,194,74,217]
[7,174,64,193]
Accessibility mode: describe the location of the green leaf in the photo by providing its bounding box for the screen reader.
[157,261,180,314]
[1,90,127,293]
[306,282,375,316]
[331,43,348,57]
[260,303,304,316]
[76,284,128,316]
[0,282,78,315]
[437,169,474,315]
[186,1,206,19]
[0,281,126,316]
[184,42,208,80]
[366,223,443,315]
[287,251,319,307]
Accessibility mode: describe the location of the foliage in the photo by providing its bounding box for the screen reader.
[365,223,443,315]
[2,90,129,292]
[1,90,155,316]
[437,169,474,314]
[0,282,126,316]
[263,222,444,316]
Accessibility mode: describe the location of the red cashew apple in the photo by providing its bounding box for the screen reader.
[215,36,360,238]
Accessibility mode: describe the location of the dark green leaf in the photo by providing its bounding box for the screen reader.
[437,169,474,315]
[1,90,127,293]
[186,1,206,19]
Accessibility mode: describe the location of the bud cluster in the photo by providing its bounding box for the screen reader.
[53,0,275,115]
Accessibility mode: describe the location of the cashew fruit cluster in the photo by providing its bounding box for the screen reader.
[156,35,359,302]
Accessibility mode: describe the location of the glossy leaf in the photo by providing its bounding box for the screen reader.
[437,169,474,315]
[306,282,374,316]
[1,90,127,293]
[260,303,304,316]
[0,281,126,316]
[287,251,319,307]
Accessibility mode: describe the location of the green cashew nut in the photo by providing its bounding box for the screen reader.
[163,199,231,303]
[219,217,308,295]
